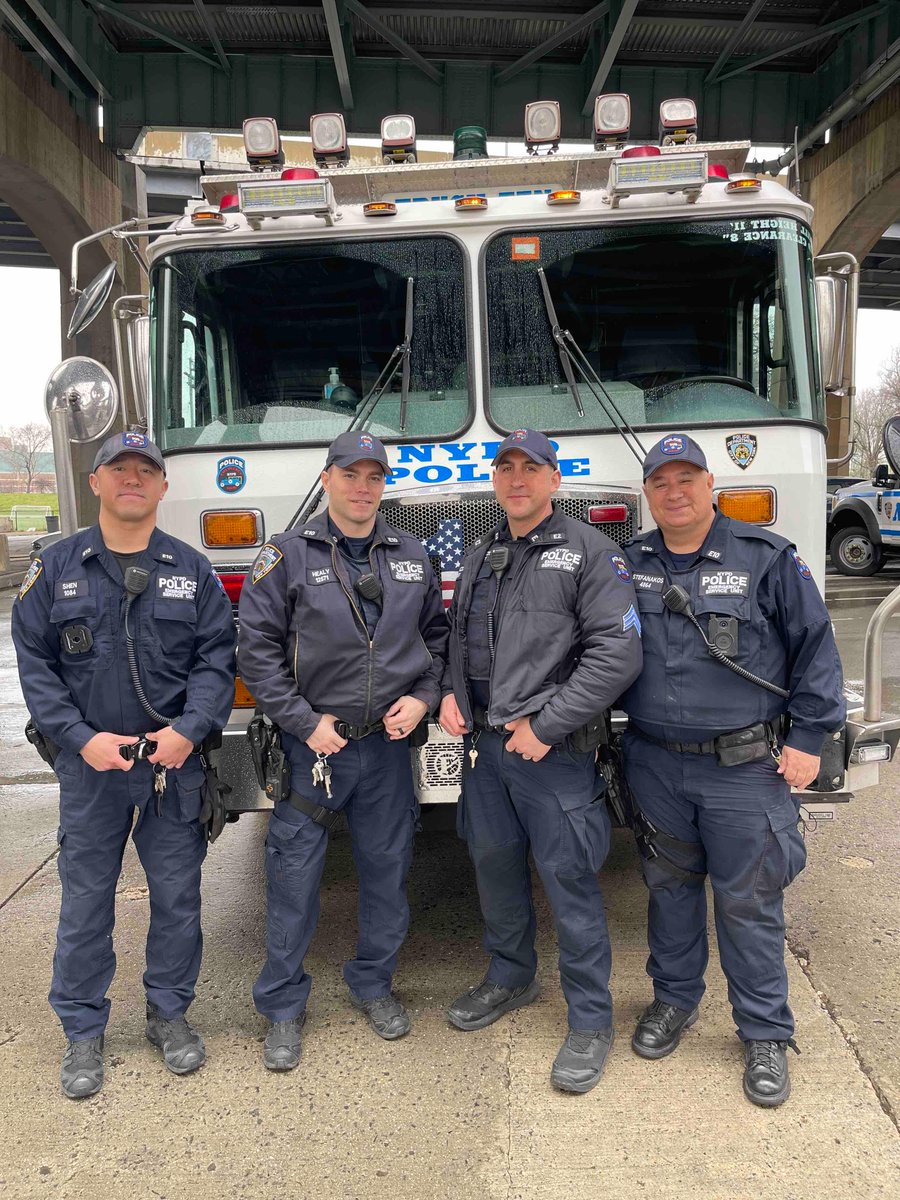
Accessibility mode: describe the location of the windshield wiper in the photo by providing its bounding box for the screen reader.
[537,268,647,469]
[289,276,414,528]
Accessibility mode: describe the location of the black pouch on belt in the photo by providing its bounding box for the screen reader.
[713,722,770,767]
[198,753,232,843]
[568,713,610,755]
[408,720,429,749]
[25,719,60,768]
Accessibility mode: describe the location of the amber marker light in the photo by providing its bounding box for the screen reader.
[726,175,762,194]
[715,488,775,524]
[233,677,256,708]
[190,208,226,227]
[547,190,581,206]
[455,195,488,211]
[363,202,398,217]
[201,511,263,547]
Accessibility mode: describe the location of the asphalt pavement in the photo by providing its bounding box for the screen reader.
[1,575,898,1200]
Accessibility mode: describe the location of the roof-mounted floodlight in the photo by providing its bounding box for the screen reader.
[243,117,284,171]
[310,112,350,167]
[593,93,630,151]
[659,98,698,147]
[381,114,417,165]
[524,100,561,155]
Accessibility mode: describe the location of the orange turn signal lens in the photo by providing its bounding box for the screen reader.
[201,510,263,547]
[191,208,226,226]
[363,202,397,217]
[455,195,488,211]
[715,488,775,524]
[233,676,256,708]
[547,189,581,206]
[726,175,762,194]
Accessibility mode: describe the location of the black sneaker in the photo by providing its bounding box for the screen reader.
[551,1028,614,1094]
[263,1015,306,1071]
[742,1038,798,1107]
[447,978,540,1031]
[631,999,699,1060]
[60,1035,104,1099]
[146,1004,205,1075]
[350,993,411,1040]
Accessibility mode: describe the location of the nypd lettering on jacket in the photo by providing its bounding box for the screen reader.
[389,559,425,583]
[157,574,198,601]
[537,548,583,572]
[698,569,751,598]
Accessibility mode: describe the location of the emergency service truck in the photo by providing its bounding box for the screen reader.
[46,97,900,814]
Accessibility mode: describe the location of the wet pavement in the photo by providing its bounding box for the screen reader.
[1,578,899,1199]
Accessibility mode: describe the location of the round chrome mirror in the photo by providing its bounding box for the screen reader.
[67,261,117,339]
[45,357,119,443]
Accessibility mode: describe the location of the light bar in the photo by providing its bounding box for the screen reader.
[455,195,488,211]
[525,100,561,154]
[714,488,775,525]
[201,510,264,547]
[659,97,699,146]
[310,112,350,166]
[593,93,630,150]
[605,151,707,209]
[242,117,284,170]
[381,114,417,164]
[238,178,336,222]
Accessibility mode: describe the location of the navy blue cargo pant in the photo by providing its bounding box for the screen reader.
[253,733,417,1021]
[622,730,807,1042]
[51,752,208,1040]
[458,730,613,1031]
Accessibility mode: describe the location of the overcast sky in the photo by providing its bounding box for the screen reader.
[1,264,897,429]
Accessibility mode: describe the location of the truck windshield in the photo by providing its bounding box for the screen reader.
[150,236,469,450]
[484,216,822,434]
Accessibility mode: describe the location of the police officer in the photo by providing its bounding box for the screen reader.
[619,433,845,1107]
[439,429,642,1093]
[238,431,448,1070]
[11,432,236,1099]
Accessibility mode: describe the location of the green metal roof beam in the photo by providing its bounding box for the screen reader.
[80,0,224,71]
[323,0,354,109]
[192,0,230,73]
[713,3,889,86]
[705,0,769,86]
[582,0,639,116]
[344,0,442,84]
[495,1,609,85]
[19,0,109,96]
[0,0,95,98]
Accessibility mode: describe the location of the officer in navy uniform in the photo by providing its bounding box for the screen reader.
[619,433,845,1107]
[11,432,236,1099]
[238,431,448,1070]
[439,429,643,1094]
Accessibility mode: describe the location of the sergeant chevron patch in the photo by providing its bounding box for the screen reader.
[622,604,642,635]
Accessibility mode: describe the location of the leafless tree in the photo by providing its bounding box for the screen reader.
[2,423,52,493]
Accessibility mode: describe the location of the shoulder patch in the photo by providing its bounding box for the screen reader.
[251,543,284,584]
[17,558,43,601]
[608,552,631,581]
[622,604,642,635]
[211,571,228,596]
[790,549,812,580]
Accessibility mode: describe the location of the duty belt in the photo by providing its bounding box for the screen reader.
[472,706,508,736]
[334,720,384,740]
[629,718,785,755]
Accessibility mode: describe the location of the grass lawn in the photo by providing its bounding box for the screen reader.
[0,493,59,530]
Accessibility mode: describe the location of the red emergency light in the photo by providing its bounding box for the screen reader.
[707,163,729,183]
[216,572,247,604]
[281,167,320,181]
[587,504,628,524]
[622,145,661,158]
[219,193,240,212]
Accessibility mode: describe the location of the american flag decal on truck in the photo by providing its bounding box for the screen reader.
[422,518,464,608]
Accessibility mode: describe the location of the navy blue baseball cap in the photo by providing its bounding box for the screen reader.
[642,433,708,481]
[92,430,165,474]
[493,429,558,469]
[325,430,392,474]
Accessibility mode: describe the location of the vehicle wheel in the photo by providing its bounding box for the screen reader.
[829,525,884,576]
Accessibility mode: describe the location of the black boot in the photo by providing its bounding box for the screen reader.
[742,1038,799,1107]
[631,999,699,1059]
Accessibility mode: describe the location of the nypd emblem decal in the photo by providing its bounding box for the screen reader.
[725,433,757,470]
[790,549,812,580]
[608,553,631,581]
[251,544,283,584]
[122,430,149,449]
[217,455,247,494]
[17,558,42,601]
